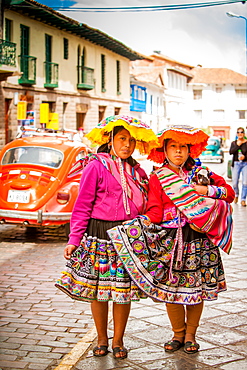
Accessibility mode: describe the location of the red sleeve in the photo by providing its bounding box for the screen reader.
[145,173,172,223]
[211,172,235,203]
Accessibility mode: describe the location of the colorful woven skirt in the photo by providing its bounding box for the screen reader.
[107,218,227,305]
[55,218,147,303]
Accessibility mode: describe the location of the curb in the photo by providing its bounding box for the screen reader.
[54,306,113,370]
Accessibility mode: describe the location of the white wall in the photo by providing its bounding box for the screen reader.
[187,82,247,141]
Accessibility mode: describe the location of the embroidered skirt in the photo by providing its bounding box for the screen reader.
[107,218,227,305]
[55,218,147,304]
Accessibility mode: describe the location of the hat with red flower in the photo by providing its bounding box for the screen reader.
[148,125,209,164]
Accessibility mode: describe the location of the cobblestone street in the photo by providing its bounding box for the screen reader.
[0,202,247,370]
[0,226,94,370]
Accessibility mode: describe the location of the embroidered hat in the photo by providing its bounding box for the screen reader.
[148,125,209,163]
[85,115,158,155]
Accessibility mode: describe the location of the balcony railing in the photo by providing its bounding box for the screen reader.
[44,61,59,88]
[18,55,36,85]
[0,39,16,67]
[77,66,94,90]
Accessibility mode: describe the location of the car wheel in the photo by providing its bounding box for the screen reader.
[64,223,70,238]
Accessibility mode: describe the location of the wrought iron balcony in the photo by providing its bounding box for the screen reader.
[0,39,16,67]
[18,55,37,85]
[44,61,59,88]
[77,66,94,90]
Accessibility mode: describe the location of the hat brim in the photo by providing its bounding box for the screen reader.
[147,127,209,163]
[86,117,159,155]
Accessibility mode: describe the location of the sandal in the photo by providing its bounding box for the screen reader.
[113,346,128,359]
[93,345,109,357]
[164,339,184,353]
[184,341,200,354]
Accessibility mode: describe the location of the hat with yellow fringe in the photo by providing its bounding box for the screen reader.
[148,125,209,164]
[85,115,158,155]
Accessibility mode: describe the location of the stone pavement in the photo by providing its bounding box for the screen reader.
[0,226,94,370]
[0,202,247,370]
[67,203,247,370]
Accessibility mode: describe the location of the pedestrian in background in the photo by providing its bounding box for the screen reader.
[229,127,247,206]
[55,115,157,359]
[108,125,234,355]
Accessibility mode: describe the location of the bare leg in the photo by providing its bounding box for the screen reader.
[91,301,108,355]
[112,302,131,358]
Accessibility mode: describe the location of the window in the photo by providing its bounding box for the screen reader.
[237,110,246,119]
[216,87,222,94]
[45,34,52,62]
[193,90,202,100]
[82,47,86,68]
[116,60,121,95]
[213,110,225,121]
[3,147,63,168]
[76,150,86,162]
[20,25,30,56]
[76,112,86,130]
[5,18,12,41]
[99,105,106,121]
[114,107,121,115]
[63,102,68,128]
[167,71,186,90]
[101,54,106,92]
[235,89,247,98]
[133,85,146,100]
[63,38,69,59]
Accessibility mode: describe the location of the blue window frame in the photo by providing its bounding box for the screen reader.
[130,84,146,112]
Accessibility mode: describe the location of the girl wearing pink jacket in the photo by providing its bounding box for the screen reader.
[56,115,157,359]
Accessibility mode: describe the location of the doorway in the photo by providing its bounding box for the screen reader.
[99,105,106,122]
[76,112,86,130]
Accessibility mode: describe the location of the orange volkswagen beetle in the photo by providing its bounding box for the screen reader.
[0,129,91,236]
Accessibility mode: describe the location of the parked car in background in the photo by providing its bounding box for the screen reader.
[199,136,224,163]
[0,128,91,236]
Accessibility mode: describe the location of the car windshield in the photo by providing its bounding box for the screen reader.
[207,139,219,147]
[2,146,63,168]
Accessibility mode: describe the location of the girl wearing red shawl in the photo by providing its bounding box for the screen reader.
[108,125,234,354]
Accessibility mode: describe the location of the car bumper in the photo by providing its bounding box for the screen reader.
[0,209,71,224]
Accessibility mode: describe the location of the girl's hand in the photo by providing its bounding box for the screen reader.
[64,244,78,259]
[192,184,208,196]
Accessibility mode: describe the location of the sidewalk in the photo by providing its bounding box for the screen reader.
[63,203,247,370]
[0,191,246,370]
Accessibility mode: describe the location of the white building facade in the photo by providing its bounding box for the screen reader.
[129,60,166,133]
[130,54,195,130]
[188,67,247,145]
